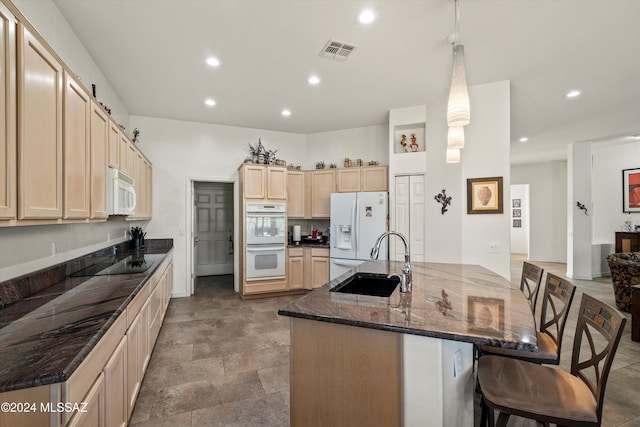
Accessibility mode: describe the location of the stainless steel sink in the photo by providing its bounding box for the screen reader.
[330,273,400,297]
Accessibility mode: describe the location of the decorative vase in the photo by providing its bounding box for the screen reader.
[477,186,492,206]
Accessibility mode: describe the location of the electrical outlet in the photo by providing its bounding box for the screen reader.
[488,241,500,253]
[51,242,58,257]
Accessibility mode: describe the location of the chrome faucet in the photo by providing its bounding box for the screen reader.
[370,231,412,292]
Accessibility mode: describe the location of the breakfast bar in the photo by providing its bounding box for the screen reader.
[278,260,537,427]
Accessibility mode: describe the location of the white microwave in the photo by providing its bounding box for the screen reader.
[108,168,136,215]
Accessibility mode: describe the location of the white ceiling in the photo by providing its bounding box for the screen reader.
[52,0,640,165]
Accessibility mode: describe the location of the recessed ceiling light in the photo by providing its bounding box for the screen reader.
[565,90,581,98]
[358,9,376,24]
[204,98,216,107]
[206,57,220,67]
[519,137,529,143]
[281,109,291,117]
[308,75,320,85]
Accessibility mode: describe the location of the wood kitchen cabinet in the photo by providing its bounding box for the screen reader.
[63,71,91,219]
[17,23,63,219]
[337,168,361,192]
[108,122,120,169]
[240,164,287,201]
[104,336,127,427]
[286,171,307,218]
[90,100,109,219]
[67,372,105,427]
[118,133,134,177]
[311,170,336,218]
[308,247,330,289]
[361,166,388,192]
[0,2,16,220]
[288,247,305,290]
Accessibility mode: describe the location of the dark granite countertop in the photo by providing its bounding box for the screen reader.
[279,260,538,352]
[0,239,173,393]
[287,243,330,248]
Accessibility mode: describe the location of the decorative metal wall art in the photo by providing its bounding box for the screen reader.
[434,189,452,215]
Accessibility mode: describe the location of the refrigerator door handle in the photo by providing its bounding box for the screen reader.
[351,199,357,251]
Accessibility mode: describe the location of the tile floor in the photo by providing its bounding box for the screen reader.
[130,257,640,427]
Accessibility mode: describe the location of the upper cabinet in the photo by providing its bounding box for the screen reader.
[63,71,91,219]
[310,170,335,218]
[129,151,152,220]
[17,23,63,220]
[361,166,388,192]
[0,2,16,220]
[119,133,134,177]
[286,171,306,218]
[90,100,109,219]
[337,168,361,193]
[240,164,287,201]
[108,122,120,169]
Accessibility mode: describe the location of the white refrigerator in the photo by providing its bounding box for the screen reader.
[330,192,388,280]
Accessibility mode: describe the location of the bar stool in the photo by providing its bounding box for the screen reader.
[479,273,576,365]
[478,293,626,427]
[519,261,544,314]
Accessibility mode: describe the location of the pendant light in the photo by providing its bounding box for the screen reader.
[446,0,470,163]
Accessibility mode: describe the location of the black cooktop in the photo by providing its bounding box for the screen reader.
[70,253,165,277]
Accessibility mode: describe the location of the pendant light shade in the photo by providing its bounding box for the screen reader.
[447,44,470,127]
[446,148,460,163]
[447,126,465,149]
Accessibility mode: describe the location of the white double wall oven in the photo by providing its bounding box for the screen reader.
[245,203,286,281]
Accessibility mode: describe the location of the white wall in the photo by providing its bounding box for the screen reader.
[511,161,567,263]
[510,184,529,255]
[13,0,129,130]
[130,115,307,297]
[306,125,388,170]
[592,140,640,243]
[461,81,511,280]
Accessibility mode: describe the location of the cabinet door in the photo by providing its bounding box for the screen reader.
[0,3,16,220]
[118,134,133,176]
[267,167,287,200]
[361,166,388,192]
[17,24,63,219]
[90,101,109,219]
[67,372,105,427]
[310,256,330,288]
[126,311,141,416]
[108,123,119,168]
[288,249,304,290]
[63,71,91,219]
[311,170,335,218]
[104,336,127,427]
[243,165,266,199]
[131,151,143,218]
[337,169,361,193]
[286,171,305,218]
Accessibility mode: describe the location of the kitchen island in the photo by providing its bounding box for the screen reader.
[278,260,537,427]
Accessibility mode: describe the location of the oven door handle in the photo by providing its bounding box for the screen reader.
[246,245,286,252]
[246,213,285,218]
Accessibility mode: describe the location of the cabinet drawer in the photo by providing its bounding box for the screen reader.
[310,248,329,257]
[289,247,304,257]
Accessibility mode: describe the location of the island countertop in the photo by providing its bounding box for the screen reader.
[278,260,538,352]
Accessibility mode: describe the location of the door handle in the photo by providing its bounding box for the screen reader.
[194,236,200,246]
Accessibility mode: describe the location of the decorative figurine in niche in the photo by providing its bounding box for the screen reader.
[400,134,408,152]
[410,133,419,152]
[132,128,140,144]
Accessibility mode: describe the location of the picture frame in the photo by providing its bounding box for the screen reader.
[512,198,521,208]
[466,177,503,214]
[467,296,505,337]
[622,168,640,213]
[513,219,521,228]
[512,209,521,218]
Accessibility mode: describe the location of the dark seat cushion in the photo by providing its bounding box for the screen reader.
[478,355,597,424]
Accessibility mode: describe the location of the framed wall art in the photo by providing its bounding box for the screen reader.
[512,198,521,208]
[466,176,503,214]
[513,219,521,228]
[622,168,640,213]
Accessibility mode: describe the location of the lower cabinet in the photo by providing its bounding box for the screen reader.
[67,373,105,427]
[104,336,127,427]
[287,247,330,290]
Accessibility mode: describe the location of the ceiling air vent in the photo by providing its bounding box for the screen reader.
[319,39,358,61]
